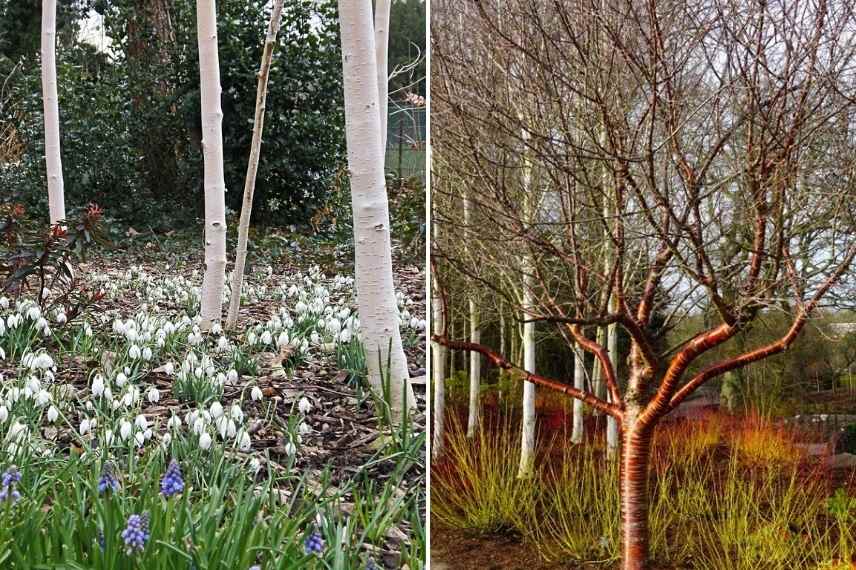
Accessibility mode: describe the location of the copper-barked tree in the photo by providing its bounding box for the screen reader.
[432,0,856,568]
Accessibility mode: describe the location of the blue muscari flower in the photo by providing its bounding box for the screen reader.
[0,466,21,503]
[160,460,184,497]
[1,466,20,488]
[304,530,324,555]
[98,463,120,494]
[121,512,150,553]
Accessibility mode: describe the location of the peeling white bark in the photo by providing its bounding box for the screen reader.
[197,0,228,331]
[374,0,391,152]
[226,0,285,331]
[519,127,536,477]
[339,0,416,419]
[41,0,65,226]
[571,342,585,444]
[467,298,481,437]
[431,268,447,460]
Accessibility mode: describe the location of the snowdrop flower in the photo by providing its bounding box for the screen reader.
[47,406,59,423]
[237,430,251,451]
[298,422,311,435]
[167,415,182,430]
[251,386,263,402]
[339,329,352,343]
[199,432,212,450]
[55,312,67,325]
[141,347,152,361]
[163,362,174,376]
[249,457,261,474]
[129,345,141,360]
[298,397,312,415]
[310,331,320,345]
[80,418,92,436]
[161,432,172,446]
[284,441,297,456]
[217,336,229,352]
[91,375,105,397]
[230,404,243,423]
[192,417,205,435]
[120,420,133,441]
[134,431,145,447]
[0,407,7,423]
[211,323,222,336]
[210,401,224,419]
[116,373,128,387]
[276,331,290,348]
[261,330,272,345]
[227,369,238,383]
[104,430,115,446]
[133,414,147,430]
[247,331,257,345]
[35,390,51,407]
[147,388,160,403]
[0,297,7,309]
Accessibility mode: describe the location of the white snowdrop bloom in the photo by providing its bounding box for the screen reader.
[142,347,153,361]
[6,420,28,442]
[261,330,272,345]
[237,430,251,451]
[216,416,229,439]
[121,392,135,408]
[227,419,237,439]
[249,457,261,473]
[339,329,352,343]
[111,398,122,411]
[128,345,141,360]
[217,336,229,352]
[210,401,224,419]
[298,397,312,414]
[230,404,243,422]
[401,310,411,322]
[42,325,52,337]
[417,319,427,330]
[116,373,128,387]
[202,410,212,422]
[205,366,216,377]
[310,331,320,345]
[211,323,223,336]
[276,331,290,348]
[227,369,238,383]
[55,312,67,325]
[284,441,297,456]
[409,317,420,329]
[91,375,105,397]
[300,339,309,353]
[85,401,94,411]
[295,301,308,314]
[147,388,160,403]
[124,366,131,376]
[103,386,113,400]
[0,319,5,338]
[298,422,311,435]
[47,406,59,423]
[247,331,258,346]
[251,386,263,402]
[156,337,165,348]
[167,415,182,430]
[194,367,204,378]
[134,431,145,447]
[287,285,299,297]
[35,353,54,370]
[199,432,212,450]
[80,418,92,436]
[104,430,115,446]
[163,362,175,376]
[144,428,153,440]
[36,390,52,407]
[26,306,41,321]
[89,418,97,430]
[0,406,7,423]
[326,319,341,336]
[193,418,205,435]
[120,420,133,440]
[162,432,172,446]
[0,297,8,309]
[84,323,93,336]
[35,317,48,331]
[126,329,138,343]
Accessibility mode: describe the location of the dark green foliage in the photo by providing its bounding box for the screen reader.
[838,424,856,455]
[1,0,345,227]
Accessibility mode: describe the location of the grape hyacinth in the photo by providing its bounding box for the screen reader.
[98,463,120,494]
[160,460,184,497]
[304,530,324,555]
[121,512,150,553]
[0,466,21,503]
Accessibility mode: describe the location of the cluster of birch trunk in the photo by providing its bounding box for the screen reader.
[38,0,414,419]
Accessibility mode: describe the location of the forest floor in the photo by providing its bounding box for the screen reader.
[0,226,426,568]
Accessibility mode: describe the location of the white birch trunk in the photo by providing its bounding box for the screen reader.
[571,341,585,444]
[197,0,228,331]
[374,0,391,153]
[226,0,285,331]
[339,0,416,419]
[606,318,619,458]
[467,297,481,437]
[41,0,65,226]
[431,270,447,461]
[518,127,536,477]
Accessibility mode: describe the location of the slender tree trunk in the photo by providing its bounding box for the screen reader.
[571,342,585,443]
[519,127,536,477]
[606,317,619,458]
[41,0,64,226]
[338,0,416,419]
[226,0,285,331]
[620,410,653,570]
[196,0,227,331]
[499,301,506,356]
[374,0,391,153]
[467,297,481,437]
[465,191,481,437]
[431,273,447,460]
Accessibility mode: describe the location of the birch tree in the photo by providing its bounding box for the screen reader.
[41,0,64,226]
[374,0,391,152]
[196,0,227,332]
[338,0,416,418]
[226,0,285,331]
